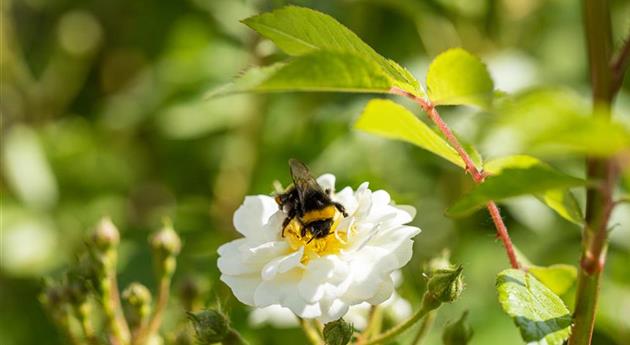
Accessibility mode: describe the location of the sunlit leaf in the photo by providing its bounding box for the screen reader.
[496,269,572,345]
[528,264,577,297]
[206,63,285,98]
[242,5,421,95]
[426,48,494,108]
[447,164,586,217]
[354,99,464,167]
[495,88,630,157]
[208,52,397,97]
[484,155,584,225]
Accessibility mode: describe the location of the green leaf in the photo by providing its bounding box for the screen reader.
[259,52,393,93]
[496,269,572,345]
[426,48,494,108]
[447,164,586,217]
[484,155,584,225]
[495,88,630,157]
[528,264,577,297]
[242,6,421,95]
[207,52,396,97]
[206,63,285,98]
[355,99,464,167]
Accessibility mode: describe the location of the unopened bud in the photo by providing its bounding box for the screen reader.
[427,265,464,304]
[323,319,353,345]
[91,217,120,251]
[150,224,181,276]
[123,282,152,327]
[442,311,473,345]
[187,309,230,344]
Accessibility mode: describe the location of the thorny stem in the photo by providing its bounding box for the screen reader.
[391,87,520,269]
[568,0,628,343]
[410,310,436,345]
[299,317,323,345]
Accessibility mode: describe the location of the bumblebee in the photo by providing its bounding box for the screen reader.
[275,159,348,242]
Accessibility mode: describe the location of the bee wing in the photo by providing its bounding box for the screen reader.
[288,159,329,207]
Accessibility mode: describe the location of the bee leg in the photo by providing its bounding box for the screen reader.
[325,188,332,196]
[333,202,348,217]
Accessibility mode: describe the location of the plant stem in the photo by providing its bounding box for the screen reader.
[569,0,620,344]
[362,305,383,340]
[391,87,520,269]
[133,276,171,345]
[299,317,322,345]
[75,302,100,345]
[411,309,436,345]
[100,256,130,345]
[222,329,250,345]
[364,294,439,345]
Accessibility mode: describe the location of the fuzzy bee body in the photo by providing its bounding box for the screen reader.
[275,159,347,241]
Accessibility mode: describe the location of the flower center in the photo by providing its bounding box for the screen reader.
[283,211,349,263]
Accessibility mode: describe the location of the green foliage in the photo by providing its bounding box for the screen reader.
[242,6,421,95]
[484,155,584,225]
[447,164,586,217]
[426,48,494,108]
[442,311,474,345]
[496,269,572,345]
[528,264,577,297]
[494,88,630,157]
[354,99,464,167]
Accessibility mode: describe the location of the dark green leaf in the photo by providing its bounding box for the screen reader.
[447,164,586,217]
[496,269,572,345]
[484,155,584,225]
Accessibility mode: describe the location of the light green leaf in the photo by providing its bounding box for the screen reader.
[426,48,494,108]
[242,6,421,95]
[447,164,586,217]
[354,99,464,167]
[496,269,572,345]
[207,51,396,97]
[484,155,584,225]
[495,88,630,157]
[258,52,393,93]
[206,63,285,98]
[528,264,577,297]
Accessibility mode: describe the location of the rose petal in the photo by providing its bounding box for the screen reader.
[233,196,278,238]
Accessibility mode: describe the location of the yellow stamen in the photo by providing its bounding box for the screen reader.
[283,212,351,263]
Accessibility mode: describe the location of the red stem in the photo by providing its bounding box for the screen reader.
[391,87,520,269]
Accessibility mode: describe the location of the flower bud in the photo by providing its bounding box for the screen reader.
[427,265,464,304]
[323,319,353,345]
[91,217,120,251]
[442,311,473,345]
[187,309,230,344]
[123,282,152,328]
[150,224,181,257]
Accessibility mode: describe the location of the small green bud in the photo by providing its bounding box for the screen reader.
[91,217,120,251]
[427,265,464,304]
[150,224,181,257]
[323,319,353,345]
[187,309,230,344]
[122,282,152,327]
[150,224,181,277]
[442,311,473,345]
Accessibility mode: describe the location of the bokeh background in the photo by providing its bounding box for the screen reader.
[2,0,630,344]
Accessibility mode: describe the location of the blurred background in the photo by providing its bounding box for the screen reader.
[2,0,630,344]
